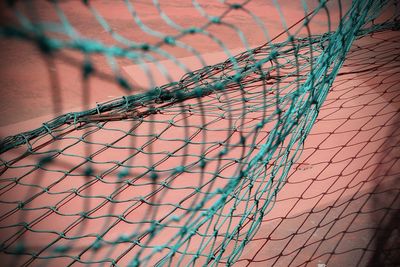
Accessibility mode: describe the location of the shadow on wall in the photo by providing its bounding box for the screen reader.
[367,110,400,267]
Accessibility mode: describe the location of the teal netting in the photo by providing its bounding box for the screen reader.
[0,0,398,266]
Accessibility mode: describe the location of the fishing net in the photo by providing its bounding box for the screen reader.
[0,0,399,266]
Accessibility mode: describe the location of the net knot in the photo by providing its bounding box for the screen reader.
[164,36,176,46]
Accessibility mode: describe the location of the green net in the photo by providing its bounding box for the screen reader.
[0,0,398,266]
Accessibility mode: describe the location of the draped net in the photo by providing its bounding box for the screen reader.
[0,0,399,266]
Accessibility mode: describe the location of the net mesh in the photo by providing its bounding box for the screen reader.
[0,0,399,266]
